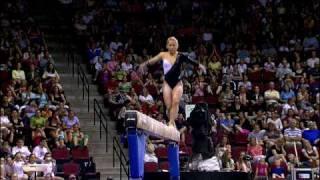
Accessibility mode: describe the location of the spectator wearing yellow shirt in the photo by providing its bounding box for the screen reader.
[208,55,221,75]
[264,82,280,105]
[12,62,26,82]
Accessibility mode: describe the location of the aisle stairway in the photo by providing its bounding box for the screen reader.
[30,1,129,179]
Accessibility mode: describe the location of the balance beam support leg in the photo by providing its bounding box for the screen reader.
[128,128,145,180]
[168,142,180,180]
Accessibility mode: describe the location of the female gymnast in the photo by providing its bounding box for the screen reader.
[139,36,206,127]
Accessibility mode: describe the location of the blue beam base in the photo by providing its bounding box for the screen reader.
[127,128,146,180]
[168,142,180,180]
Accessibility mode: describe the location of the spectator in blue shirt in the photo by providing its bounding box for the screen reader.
[303,122,320,146]
[280,85,295,102]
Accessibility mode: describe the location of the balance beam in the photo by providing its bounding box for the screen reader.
[125,110,180,142]
[125,110,180,180]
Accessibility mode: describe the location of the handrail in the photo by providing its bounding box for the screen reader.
[66,46,75,77]
[77,63,90,112]
[93,98,109,152]
[113,136,129,180]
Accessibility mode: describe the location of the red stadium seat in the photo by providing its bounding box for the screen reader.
[248,71,262,82]
[192,96,205,104]
[52,147,70,162]
[159,161,170,171]
[63,162,80,176]
[144,162,158,172]
[206,96,219,106]
[71,147,89,161]
[263,70,276,82]
[155,147,168,159]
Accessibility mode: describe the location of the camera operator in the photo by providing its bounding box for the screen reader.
[188,103,213,161]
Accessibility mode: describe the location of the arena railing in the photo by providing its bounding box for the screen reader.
[77,63,90,112]
[93,98,109,152]
[113,136,129,180]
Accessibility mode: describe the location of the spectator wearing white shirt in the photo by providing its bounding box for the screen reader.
[264,82,280,105]
[12,152,28,179]
[0,107,12,137]
[32,138,49,162]
[281,98,298,118]
[284,119,302,148]
[109,38,123,54]
[306,51,319,69]
[121,57,133,72]
[138,88,154,105]
[267,111,283,131]
[11,139,31,159]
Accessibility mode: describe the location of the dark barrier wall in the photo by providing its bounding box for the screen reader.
[145,172,252,180]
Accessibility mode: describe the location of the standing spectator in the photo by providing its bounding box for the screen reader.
[301,140,319,168]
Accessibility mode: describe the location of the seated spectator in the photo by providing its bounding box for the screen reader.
[11,139,31,159]
[42,63,60,85]
[248,124,266,145]
[219,85,235,108]
[267,111,283,131]
[68,124,88,148]
[301,140,319,168]
[280,85,295,103]
[302,122,320,146]
[247,137,265,162]
[284,119,302,148]
[254,158,268,180]
[271,158,285,179]
[216,136,231,158]
[219,113,235,134]
[306,51,319,71]
[266,139,287,163]
[138,88,154,105]
[235,152,251,173]
[264,57,276,72]
[281,98,298,118]
[12,152,28,179]
[49,86,67,106]
[32,138,50,162]
[221,151,235,170]
[264,82,280,105]
[118,76,132,94]
[12,62,26,83]
[0,108,12,139]
[144,142,158,163]
[249,86,265,112]
[264,123,283,147]
[62,110,80,129]
[238,75,252,91]
[30,110,47,140]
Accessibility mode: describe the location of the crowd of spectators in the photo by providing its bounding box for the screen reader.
[76,0,319,179]
[0,0,95,179]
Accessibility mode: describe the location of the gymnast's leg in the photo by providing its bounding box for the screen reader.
[163,81,172,120]
[169,81,183,127]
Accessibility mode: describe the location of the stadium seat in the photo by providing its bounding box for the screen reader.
[248,71,262,82]
[71,147,90,162]
[63,162,80,177]
[155,147,168,160]
[52,147,70,163]
[262,70,276,82]
[192,96,205,104]
[231,146,247,160]
[144,162,158,172]
[159,161,170,171]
